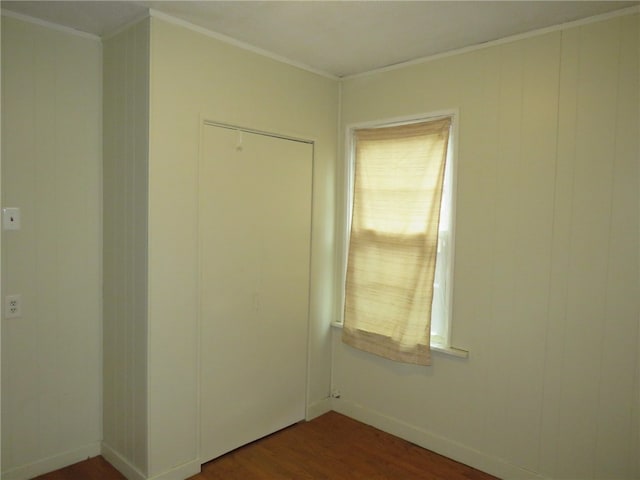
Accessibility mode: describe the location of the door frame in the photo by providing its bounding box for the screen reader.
[196,116,316,462]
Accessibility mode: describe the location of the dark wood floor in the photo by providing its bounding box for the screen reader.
[34,411,498,480]
[32,456,125,480]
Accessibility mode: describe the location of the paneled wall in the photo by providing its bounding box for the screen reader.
[146,16,338,477]
[102,18,150,479]
[1,15,102,479]
[3,7,635,480]
[334,13,639,480]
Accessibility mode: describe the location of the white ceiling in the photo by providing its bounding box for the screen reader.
[2,1,638,77]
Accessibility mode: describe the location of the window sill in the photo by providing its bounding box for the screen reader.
[330,322,469,359]
[430,344,469,358]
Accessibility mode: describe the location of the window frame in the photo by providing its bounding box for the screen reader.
[334,110,466,357]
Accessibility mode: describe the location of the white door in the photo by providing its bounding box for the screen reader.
[199,124,312,463]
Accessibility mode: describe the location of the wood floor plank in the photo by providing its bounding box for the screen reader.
[190,412,498,480]
[31,456,126,480]
[33,412,499,480]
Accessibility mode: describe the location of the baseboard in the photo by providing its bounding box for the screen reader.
[147,459,201,480]
[332,399,549,480]
[1,441,101,480]
[101,443,146,480]
[102,443,201,480]
[306,397,332,420]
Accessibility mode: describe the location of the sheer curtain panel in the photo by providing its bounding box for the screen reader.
[342,118,452,366]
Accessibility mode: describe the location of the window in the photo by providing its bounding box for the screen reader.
[339,114,456,365]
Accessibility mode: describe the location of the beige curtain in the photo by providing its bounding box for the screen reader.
[342,118,452,366]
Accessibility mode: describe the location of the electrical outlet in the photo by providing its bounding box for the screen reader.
[5,294,22,319]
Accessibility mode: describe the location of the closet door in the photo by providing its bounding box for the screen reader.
[199,124,312,463]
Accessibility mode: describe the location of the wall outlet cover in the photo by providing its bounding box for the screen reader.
[5,294,22,319]
[3,207,21,230]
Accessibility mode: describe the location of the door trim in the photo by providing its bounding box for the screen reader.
[203,119,314,145]
[196,117,315,464]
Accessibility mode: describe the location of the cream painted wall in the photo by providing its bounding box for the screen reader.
[0,13,4,477]
[101,14,337,480]
[333,13,639,480]
[3,7,635,480]
[1,15,102,480]
[146,15,338,478]
[102,19,150,479]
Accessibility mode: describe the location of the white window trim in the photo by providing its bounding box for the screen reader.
[334,110,468,359]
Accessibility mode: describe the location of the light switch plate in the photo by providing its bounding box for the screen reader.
[2,207,21,230]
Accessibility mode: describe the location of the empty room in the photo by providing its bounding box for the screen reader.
[1,1,638,479]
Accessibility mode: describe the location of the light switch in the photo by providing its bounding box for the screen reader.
[2,207,21,230]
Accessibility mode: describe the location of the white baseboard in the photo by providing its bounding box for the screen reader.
[102,443,201,480]
[147,459,201,480]
[306,397,332,420]
[332,399,548,480]
[101,442,146,480]
[1,442,101,480]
